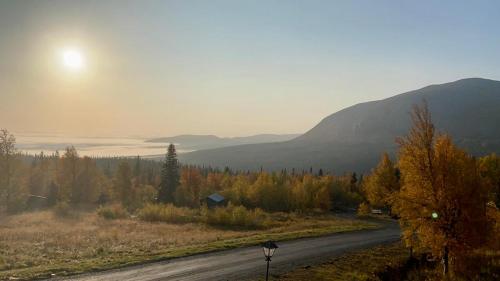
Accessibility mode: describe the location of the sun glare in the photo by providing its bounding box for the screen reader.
[62,48,85,71]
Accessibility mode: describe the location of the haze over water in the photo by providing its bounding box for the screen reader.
[14,134,189,157]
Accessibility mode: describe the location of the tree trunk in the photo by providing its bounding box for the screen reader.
[442,246,449,277]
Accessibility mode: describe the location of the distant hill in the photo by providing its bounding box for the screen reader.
[179,78,500,173]
[147,134,300,151]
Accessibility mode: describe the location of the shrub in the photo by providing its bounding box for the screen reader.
[97,204,129,220]
[6,195,27,214]
[53,201,72,218]
[357,202,371,216]
[202,204,271,229]
[138,203,198,224]
[137,203,272,229]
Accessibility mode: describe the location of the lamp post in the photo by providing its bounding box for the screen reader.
[262,240,278,281]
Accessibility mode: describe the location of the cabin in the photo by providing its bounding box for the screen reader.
[204,193,226,209]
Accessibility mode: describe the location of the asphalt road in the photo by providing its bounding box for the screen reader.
[53,224,400,281]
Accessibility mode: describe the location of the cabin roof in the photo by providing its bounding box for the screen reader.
[207,193,225,203]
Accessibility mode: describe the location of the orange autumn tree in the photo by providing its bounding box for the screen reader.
[175,166,203,208]
[394,102,493,276]
[479,153,500,206]
[363,153,399,210]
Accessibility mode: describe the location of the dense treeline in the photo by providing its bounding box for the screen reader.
[0,130,363,214]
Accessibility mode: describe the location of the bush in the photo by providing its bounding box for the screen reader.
[97,204,129,220]
[53,201,73,218]
[138,203,198,224]
[357,202,371,216]
[6,195,27,214]
[202,204,271,229]
[137,203,272,229]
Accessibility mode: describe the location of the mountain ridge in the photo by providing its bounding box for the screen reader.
[179,78,500,173]
[147,133,300,151]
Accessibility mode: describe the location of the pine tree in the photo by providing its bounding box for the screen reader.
[350,172,357,190]
[134,155,141,183]
[0,129,17,207]
[60,146,79,203]
[115,161,133,207]
[47,181,59,206]
[158,144,180,203]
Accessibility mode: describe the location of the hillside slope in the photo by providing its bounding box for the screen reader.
[179,78,500,173]
[147,134,299,150]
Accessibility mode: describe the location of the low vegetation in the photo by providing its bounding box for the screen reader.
[269,243,409,281]
[137,202,271,229]
[201,204,270,229]
[96,204,129,220]
[137,203,197,224]
[272,242,499,281]
[0,209,376,280]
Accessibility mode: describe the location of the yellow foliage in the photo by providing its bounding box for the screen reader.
[394,103,495,275]
[175,166,203,207]
[363,153,399,209]
[357,202,371,216]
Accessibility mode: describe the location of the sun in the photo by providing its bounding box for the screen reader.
[62,48,85,70]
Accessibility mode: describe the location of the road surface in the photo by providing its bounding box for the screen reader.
[52,224,400,281]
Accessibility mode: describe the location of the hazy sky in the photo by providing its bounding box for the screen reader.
[1,0,499,138]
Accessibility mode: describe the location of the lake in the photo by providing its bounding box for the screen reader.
[14,134,192,157]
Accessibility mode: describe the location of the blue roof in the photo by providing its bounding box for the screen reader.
[207,193,225,202]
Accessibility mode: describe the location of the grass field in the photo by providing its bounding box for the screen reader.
[0,210,377,280]
[266,242,409,281]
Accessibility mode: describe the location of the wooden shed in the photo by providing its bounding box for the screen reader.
[205,193,226,209]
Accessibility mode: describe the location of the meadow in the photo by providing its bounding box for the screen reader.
[0,209,377,280]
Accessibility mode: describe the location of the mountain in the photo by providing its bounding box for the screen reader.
[147,134,300,151]
[179,78,500,173]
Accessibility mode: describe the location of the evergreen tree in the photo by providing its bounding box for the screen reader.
[60,146,79,203]
[0,129,17,207]
[115,161,133,207]
[158,144,180,203]
[103,162,112,178]
[47,181,59,206]
[350,172,358,193]
[133,155,141,182]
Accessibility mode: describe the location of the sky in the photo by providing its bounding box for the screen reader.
[1,0,500,138]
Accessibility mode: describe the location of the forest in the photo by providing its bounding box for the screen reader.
[0,131,363,216]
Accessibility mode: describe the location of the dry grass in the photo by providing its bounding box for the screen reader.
[266,242,409,281]
[268,243,500,281]
[0,211,377,280]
